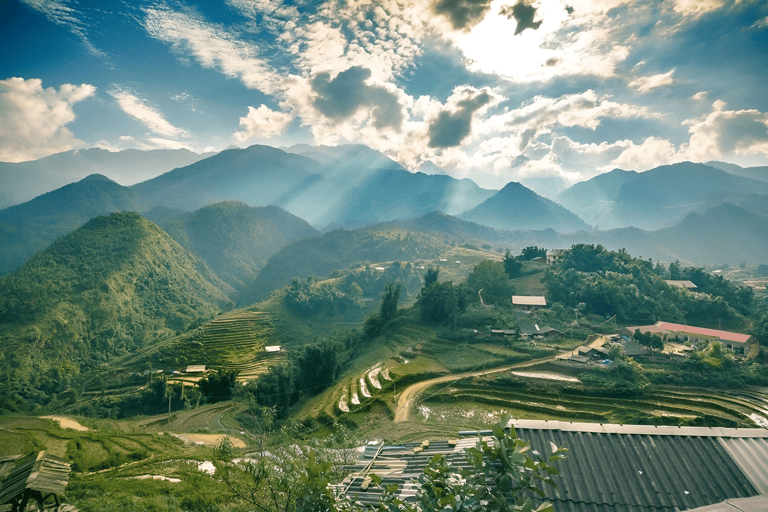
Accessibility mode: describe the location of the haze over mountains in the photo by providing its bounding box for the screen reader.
[1,143,768,287]
[0,148,213,209]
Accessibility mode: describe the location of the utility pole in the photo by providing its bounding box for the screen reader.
[168,393,171,433]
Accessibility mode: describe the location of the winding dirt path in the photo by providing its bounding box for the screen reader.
[394,355,558,422]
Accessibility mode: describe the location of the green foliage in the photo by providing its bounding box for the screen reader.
[520,246,546,261]
[284,276,362,316]
[198,370,239,403]
[363,281,402,338]
[503,250,523,278]
[633,330,664,350]
[416,281,466,324]
[753,311,768,345]
[424,267,439,288]
[466,260,514,306]
[576,359,649,397]
[0,212,227,412]
[380,282,402,324]
[543,244,748,326]
[296,341,340,393]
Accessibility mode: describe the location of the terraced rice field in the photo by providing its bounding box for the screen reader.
[167,310,289,383]
[422,381,768,427]
[337,363,393,413]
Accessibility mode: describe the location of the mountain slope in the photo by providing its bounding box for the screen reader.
[706,161,768,183]
[652,203,768,265]
[0,212,230,410]
[459,181,590,232]
[0,147,211,208]
[557,169,639,228]
[134,143,494,228]
[0,174,146,275]
[132,145,322,211]
[558,162,768,230]
[157,201,320,298]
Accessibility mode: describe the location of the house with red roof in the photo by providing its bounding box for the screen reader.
[625,321,756,356]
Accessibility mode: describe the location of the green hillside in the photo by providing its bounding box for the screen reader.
[157,201,320,301]
[0,212,230,413]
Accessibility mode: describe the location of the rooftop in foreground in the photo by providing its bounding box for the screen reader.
[341,420,768,511]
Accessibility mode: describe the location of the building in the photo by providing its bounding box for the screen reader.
[519,324,564,340]
[547,249,566,265]
[264,345,282,353]
[339,421,768,511]
[512,295,547,311]
[665,280,698,290]
[626,321,756,355]
[184,365,207,373]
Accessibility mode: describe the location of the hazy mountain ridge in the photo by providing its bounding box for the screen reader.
[706,161,768,183]
[0,147,212,208]
[558,162,768,230]
[460,181,591,233]
[131,145,323,212]
[0,174,146,274]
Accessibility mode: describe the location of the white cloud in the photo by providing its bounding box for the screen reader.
[683,103,768,161]
[693,91,707,101]
[20,0,107,59]
[234,105,294,141]
[628,69,676,93]
[455,0,633,82]
[109,88,189,138]
[143,6,281,94]
[0,77,95,162]
[671,0,726,17]
[501,90,656,150]
[611,136,681,171]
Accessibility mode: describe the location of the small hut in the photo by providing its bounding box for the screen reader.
[0,451,72,511]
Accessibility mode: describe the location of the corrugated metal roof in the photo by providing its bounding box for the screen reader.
[518,428,757,512]
[340,424,768,511]
[718,437,768,495]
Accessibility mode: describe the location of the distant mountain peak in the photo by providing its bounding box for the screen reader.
[460,180,589,233]
[80,173,116,183]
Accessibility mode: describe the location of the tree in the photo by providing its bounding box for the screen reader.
[520,246,546,261]
[417,281,462,323]
[380,282,402,324]
[503,250,523,278]
[466,260,514,305]
[198,369,239,403]
[424,267,439,288]
[668,260,681,280]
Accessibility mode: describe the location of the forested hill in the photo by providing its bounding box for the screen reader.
[0,174,145,275]
[542,244,754,329]
[156,201,320,300]
[246,225,450,302]
[0,212,230,412]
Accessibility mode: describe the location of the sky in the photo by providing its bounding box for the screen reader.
[2,0,768,195]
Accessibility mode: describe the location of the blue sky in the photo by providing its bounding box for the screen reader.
[2,0,767,194]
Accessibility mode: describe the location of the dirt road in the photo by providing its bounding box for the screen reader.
[393,355,557,422]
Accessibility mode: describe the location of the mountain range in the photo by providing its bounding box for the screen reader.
[2,144,768,285]
[558,162,768,230]
[0,147,212,208]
